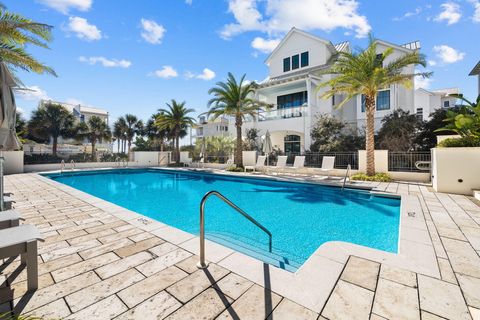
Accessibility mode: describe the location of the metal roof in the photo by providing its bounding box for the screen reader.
[469,61,480,76]
[334,41,350,53]
[258,65,330,88]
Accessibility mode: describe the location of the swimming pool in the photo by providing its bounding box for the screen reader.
[46,169,401,271]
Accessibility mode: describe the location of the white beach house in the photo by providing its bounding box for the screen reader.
[196,28,453,153]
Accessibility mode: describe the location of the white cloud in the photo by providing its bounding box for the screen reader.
[393,7,422,21]
[79,56,131,68]
[468,0,480,22]
[37,0,92,14]
[251,37,280,53]
[434,2,461,25]
[184,71,196,79]
[433,45,465,64]
[140,19,166,44]
[415,74,433,89]
[185,0,193,4]
[152,66,178,79]
[220,0,371,39]
[14,85,50,101]
[66,16,102,41]
[196,68,216,80]
[428,60,437,66]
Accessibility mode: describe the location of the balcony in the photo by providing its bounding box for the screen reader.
[244,106,308,122]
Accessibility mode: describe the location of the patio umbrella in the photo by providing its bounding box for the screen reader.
[262,130,273,166]
[0,62,21,151]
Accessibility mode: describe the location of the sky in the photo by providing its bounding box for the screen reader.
[10,0,480,128]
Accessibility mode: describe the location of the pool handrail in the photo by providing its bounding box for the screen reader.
[70,160,75,170]
[342,164,351,190]
[197,190,272,269]
[60,160,65,173]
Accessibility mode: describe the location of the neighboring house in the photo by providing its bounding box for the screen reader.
[219,28,423,152]
[194,116,230,139]
[37,99,112,152]
[39,100,109,125]
[414,88,459,121]
[469,60,480,96]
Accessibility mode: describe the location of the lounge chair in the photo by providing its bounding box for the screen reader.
[193,157,204,168]
[244,155,266,173]
[318,156,335,178]
[286,156,305,175]
[0,209,22,229]
[0,225,43,290]
[266,156,288,174]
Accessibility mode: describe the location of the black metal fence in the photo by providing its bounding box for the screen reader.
[388,152,431,172]
[285,152,359,169]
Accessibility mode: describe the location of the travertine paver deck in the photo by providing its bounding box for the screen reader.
[0,172,479,319]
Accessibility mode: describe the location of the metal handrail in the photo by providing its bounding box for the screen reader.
[342,164,351,190]
[197,190,272,269]
[0,157,4,211]
[70,160,75,170]
[60,159,65,173]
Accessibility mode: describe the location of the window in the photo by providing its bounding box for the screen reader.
[361,90,391,112]
[291,54,299,69]
[277,91,308,109]
[301,51,309,67]
[284,135,301,153]
[375,53,383,67]
[416,108,423,121]
[376,90,390,110]
[283,57,290,72]
[444,100,450,108]
[332,94,335,107]
[80,115,85,122]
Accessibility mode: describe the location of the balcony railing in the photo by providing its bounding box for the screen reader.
[388,152,431,172]
[244,106,308,122]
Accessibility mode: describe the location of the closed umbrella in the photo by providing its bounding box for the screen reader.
[0,63,21,211]
[0,62,21,151]
[262,130,273,166]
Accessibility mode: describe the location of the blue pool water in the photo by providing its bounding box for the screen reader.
[46,169,400,271]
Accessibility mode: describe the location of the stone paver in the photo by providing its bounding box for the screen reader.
[340,256,380,291]
[115,291,181,320]
[418,274,471,320]
[2,173,480,319]
[372,278,420,320]
[321,280,374,320]
[166,288,233,320]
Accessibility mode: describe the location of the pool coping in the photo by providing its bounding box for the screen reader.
[36,167,440,313]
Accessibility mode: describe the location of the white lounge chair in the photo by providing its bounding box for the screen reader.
[266,156,288,174]
[318,156,335,178]
[0,225,43,290]
[0,209,22,229]
[193,157,204,168]
[287,156,305,175]
[244,155,267,173]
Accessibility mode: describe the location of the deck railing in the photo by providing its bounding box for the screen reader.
[285,152,359,170]
[388,151,431,172]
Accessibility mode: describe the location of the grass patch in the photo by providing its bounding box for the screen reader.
[351,172,392,182]
[226,165,243,172]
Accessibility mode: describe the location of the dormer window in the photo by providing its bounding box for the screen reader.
[301,52,309,67]
[283,57,291,72]
[292,54,300,70]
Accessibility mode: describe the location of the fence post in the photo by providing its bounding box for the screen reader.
[359,150,388,173]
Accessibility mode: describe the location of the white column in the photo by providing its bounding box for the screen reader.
[304,78,312,152]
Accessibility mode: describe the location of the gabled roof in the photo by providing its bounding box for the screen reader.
[374,39,418,53]
[264,27,337,64]
[469,61,480,76]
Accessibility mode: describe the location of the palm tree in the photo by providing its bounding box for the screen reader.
[77,116,111,161]
[318,38,430,175]
[27,102,76,156]
[0,4,56,76]
[124,114,143,154]
[206,73,267,166]
[155,100,195,164]
[144,116,170,151]
[113,117,127,153]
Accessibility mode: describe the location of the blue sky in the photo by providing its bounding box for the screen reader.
[10,0,480,125]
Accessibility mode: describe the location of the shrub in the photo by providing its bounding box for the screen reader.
[226,165,243,172]
[351,172,392,182]
[437,137,480,148]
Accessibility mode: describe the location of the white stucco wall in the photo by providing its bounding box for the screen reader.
[358,150,389,173]
[431,147,480,195]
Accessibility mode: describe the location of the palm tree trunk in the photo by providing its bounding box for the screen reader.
[92,140,96,162]
[235,115,243,167]
[52,135,58,157]
[175,130,180,164]
[365,94,376,176]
